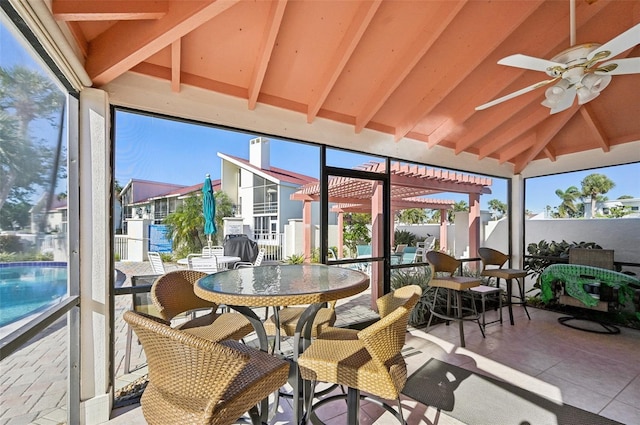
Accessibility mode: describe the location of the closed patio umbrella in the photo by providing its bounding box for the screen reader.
[202,174,216,248]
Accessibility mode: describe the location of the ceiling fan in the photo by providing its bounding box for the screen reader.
[476,2,640,114]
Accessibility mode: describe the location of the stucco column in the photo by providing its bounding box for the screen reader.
[469,193,480,262]
[337,211,344,259]
[303,200,312,262]
[511,174,525,267]
[370,182,383,310]
[79,88,112,423]
[439,209,448,252]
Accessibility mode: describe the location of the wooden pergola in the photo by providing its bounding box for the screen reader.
[291,162,492,259]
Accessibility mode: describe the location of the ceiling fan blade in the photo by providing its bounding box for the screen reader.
[549,86,577,114]
[498,54,565,73]
[587,23,640,62]
[475,78,558,111]
[594,58,640,75]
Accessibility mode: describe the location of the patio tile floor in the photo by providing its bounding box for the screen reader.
[2,262,639,424]
[107,304,640,425]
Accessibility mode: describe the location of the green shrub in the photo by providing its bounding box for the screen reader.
[524,240,602,286]
[394,229,417,247]
[160,253,173,263]
[284,253,306,264]
[390,266,432,326]
[0,251,53,262]
[0,235,24,253]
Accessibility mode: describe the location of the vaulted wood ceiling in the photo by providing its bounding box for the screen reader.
[50,0,640,173]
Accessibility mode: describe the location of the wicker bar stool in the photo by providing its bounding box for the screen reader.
[297,285,422,425]
[151,270,253,342]
[123,311,289,425]
[425,251,483,347]
[478,247,531,325]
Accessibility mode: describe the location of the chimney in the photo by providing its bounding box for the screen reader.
[249,137,270,170]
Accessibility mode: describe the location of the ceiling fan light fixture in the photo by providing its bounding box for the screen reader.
[581,73,612,93]
[543,79,570,104]
[576,86,600,105]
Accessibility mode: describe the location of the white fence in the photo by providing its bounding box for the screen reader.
[114,235,129,261]
[253,233,284,262]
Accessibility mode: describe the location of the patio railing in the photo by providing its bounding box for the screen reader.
[253,233,283,261]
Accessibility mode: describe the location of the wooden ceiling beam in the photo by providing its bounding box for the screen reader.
[85,0,241,86]
[477,105,549,159]
[513,104,580,173]
[580,104,610,152]
[52,0,169,21]
[171,39,181,93]
[355,0,466,133]
[498,132,536,164]
[307,0,382,123]
[248,0,288,110]
[393,0,543,143]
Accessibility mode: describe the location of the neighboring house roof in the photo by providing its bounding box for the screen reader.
[217,153,316,187]
[146,179,221,201]
[121,179,187,204]
[49,198,67,211]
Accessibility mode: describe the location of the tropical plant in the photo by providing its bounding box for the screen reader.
[398,208,427,224]
[390,267,432,326]
[554,185,581,217]
[343,213,371,256]
[0,234,24,253]
[163,190,235,257]
[164,195,204,257]
[283,253,306,264]
[487,199,507,219]
[159,252,173,263]
[212,190,235,245]
[394,229,417,247]
[431,200,469,222]
[607,205,631,218]
[581,173,615,218]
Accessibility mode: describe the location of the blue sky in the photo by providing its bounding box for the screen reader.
[114,111,639,214]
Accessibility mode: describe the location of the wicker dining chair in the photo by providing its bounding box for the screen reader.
[151,270,253,342]
[297,285,422,425]
[123,311,289,425]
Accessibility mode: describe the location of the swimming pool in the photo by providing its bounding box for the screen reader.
[0,262,67,327]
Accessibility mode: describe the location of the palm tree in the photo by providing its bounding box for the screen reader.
[554,186,581,218]
[164,195,205,257]
[487,199,507,219]
[429,200,468,223]
[164,191,235,257]
[581,174,615,218]
[0,65,64,210]
[398,208,426,224]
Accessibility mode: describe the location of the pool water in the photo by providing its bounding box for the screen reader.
[0,263,67,327]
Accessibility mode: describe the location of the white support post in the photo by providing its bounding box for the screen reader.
[78,88,112,424]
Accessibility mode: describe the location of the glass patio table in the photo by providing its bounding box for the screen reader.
[194,264,370,422]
